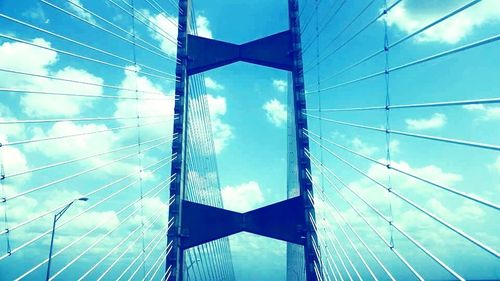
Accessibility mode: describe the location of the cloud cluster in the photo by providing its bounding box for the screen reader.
[23,3,50,24]
[490,156,500,174]
[263,98,287,127]
[351,137,379,156]
[67,0,96,24]
[0,39,103,117]
[0,137,29,179]
[206,94,233,154]
[147,11,214,57]
[144,11,232,154]
[0,6,218,279]
[145,10,178,56]
[205,77,224,90]
[311,156,495,272]
[272,79,287,93]
[195,15,213,38]
[463,104,500,121]
[386,0,500,44]
[405,113,446,130]
[221,181,264,212]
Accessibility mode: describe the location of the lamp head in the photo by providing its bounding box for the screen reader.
[78,197,89,202]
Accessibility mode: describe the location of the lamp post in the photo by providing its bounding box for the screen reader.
[46,197,88,281]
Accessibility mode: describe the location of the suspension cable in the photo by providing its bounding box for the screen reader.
[0,33,176,81]
[76,179,174,279]
[310,214,332,281]
[306,129,499,211]
[14,174,175,280]
[0,139,174,235]
[308,171,378,281]
[126,223,171,281]
[311,0,377,62]
[146,243,173,281]
[3,120,167,148]
[0,67,168,96]
[0,87,174,101]
[143,0,182,28]
[0,115,170,126]
[305,97,500,112]
[142,241,172,280]
[309,152,466,280]
[0,156,175,260]
[312,172,396,280]
[48,198,171,280]
[39,0,177,62]
[304,0,402,71]
[307,150,424,280]
[116,221,171,281]
[309,33,500,93]
[302,0,346,54]
[113,0,179,44]
[0,13,174,77]
[39,0,178,63]
[306,138,500,258]
[96,215,174,281]
[305,114,500,152]
[309,0,482,84]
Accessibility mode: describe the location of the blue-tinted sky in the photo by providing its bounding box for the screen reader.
[0,0,499,280]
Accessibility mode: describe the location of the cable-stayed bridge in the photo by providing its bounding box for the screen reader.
[0,0,499,280]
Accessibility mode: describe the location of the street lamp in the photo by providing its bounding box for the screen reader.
[46,197,88,281]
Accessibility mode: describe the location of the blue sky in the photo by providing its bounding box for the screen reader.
[0,0,499,280]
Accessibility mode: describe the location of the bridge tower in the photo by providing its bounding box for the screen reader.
[166,0,320,280]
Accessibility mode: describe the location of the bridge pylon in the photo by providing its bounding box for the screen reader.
[166,1,320,280]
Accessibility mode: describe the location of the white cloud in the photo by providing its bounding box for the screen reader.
[211,119,233,154]
[205,77,224,90]
[390,139,401,154]
[221,181,264,212]
[351,137,378,156]
[272,79,287,93]
[129,196,169,227]
[405,113,446,130]
[0,38,56,75]
[146,12,213,56]
[196,15,213,38]
[490,156,500,173]
[23,3,49,24]
[0,136,30,180]
[0,182,169,259]
[463,104,500,121]
[318,159,486,257]
[67,0,96,24]
[113,65,175,140]
[345,159,463,209]
[146,11,178,56]
[206,94,233,154]
[185,171,219,203]
[27,121,118,159]
[206,94,227,117]
[20,67,102,117]
[0,39,103,117]
[462,104,485,110]
[0,105,25,140]
[24,119,153,178]
[263,99,287,127]
[386,0,500,44]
